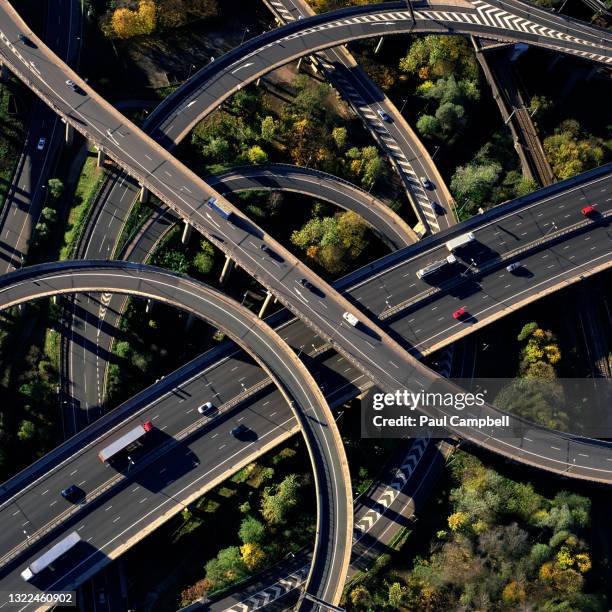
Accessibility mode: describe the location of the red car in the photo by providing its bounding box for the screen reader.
[581,204,597,216]
[453,307,467,320]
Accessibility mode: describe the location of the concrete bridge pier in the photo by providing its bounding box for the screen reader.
[65,123,74,146]
[258,291,274,318]
[139,185,149,204]
[374,37,384,53]
[0,63,8,82]
[97,149,106,168]
[219,255,234,286]
[181,220,192,245]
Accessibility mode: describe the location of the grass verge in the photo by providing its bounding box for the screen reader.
[59,150,106,260]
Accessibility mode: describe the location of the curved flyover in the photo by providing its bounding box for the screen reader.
[0,262,352,609]
[147,0,612,148]
[3,3,612,483]
[208,164,416,249]
[140,163,417,251]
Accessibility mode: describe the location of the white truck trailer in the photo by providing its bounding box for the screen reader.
[98,421,153,463]
[21,531,81,581]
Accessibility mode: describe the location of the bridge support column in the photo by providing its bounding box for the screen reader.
[219,255,234,286]
[296,57,303,72]
[0,63,8,82]
[258,291,273,319]
[97,149,106,168]
[374,36,384,54]
[145,298,153,314]
[139,185,149,204]
[64,123,74,146]
[181,220,192,245]
[185,311,196,331]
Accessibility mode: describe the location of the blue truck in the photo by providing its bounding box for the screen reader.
[206,197,233,220]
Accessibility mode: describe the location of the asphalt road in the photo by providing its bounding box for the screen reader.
[2,181,612,600]
[0,0,80,273]
[148,0,612,150]
[262,0,455,233]
[0,262,351,608]
[6,0,612,474]
[57,0,612,427]
[208,164,416,249]
[59,153,415,433]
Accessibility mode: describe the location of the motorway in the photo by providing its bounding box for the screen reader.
[0,0,80,273]
[0,0,608,604]
[0,262,352,608]
[262,0,455,233]
[2,0,611,478]
[60,157,414,431]
[148,0,612,151]
[1,169,612,602]
[58,0,612,425]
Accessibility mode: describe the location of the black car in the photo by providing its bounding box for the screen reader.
[231,424,248,437]
[18,34,34,47]
[61,484,85,503]
[432,201,445,215]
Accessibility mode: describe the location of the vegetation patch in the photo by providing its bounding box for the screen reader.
[343,451,604,610]
[59,151,105,260]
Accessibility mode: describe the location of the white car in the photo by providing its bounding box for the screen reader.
[342,311,359,327]
[37,137,46,151]
[506,262,522,272]
[197,401,214,415]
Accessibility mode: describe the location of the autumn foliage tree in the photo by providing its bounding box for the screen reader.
[544,119,606,180]
[110,0,157,38]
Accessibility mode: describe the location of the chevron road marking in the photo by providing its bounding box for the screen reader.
[223,437,431,610]
[96,291,113,337]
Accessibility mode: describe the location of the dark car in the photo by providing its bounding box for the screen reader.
[61,484,85,503]
[432,201,445,215]
[299,278,314,290]
[298,277,324,297]
[18,34,35,47]
[231,424,248,437]
[230,424,257,441]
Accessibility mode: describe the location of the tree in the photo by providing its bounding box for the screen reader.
[47,178,64,199]
[260,116,278,142]
[247,145,268,165]
[261,473,301,525]
[349,585,372,609]
[152,249,189,274]
[544,120,605,180]
[238,516,266,544]
[416,114,441,140]
[331,126,347,151]
[450,162,502,214]
[388,582,407,608]
[192,240,215,275]
[40,207,57,225]
[435,101,466,135]
[518,322,538,342]
[291,211,367,274]
[17,420,36,441]
[110,0,157,38]
[240,542,266,571]
[205,546,248,589]
[448,511,468,531]
[399,36,479,81]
